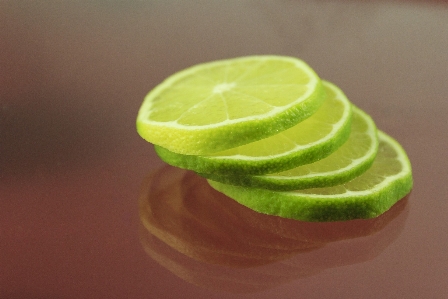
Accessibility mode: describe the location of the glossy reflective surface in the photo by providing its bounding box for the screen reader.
[139,166,410,292]
[1,1,448,298]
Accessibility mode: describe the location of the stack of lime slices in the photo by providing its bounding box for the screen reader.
[137,55,412,222]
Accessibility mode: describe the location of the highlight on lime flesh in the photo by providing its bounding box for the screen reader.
[154,81,352,175]
[137,55,326,155]
[207,131,413,222]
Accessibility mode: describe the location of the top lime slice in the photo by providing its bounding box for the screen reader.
[201,106,377,189]
[208,131,413,222]
[137,55,326,155]
[154,80,352,175]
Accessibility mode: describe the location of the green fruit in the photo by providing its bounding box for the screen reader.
[208,131,413,222]
[155,81,352,175]
[201,106,377,189]
[137,55,326,155]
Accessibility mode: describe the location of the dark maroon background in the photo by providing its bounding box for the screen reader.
[1,1,448,298]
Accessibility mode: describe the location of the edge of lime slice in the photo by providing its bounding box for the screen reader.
[201,106,378,189]
[154,81,352,175]
[137,56,326,155]
[207,131,413,222]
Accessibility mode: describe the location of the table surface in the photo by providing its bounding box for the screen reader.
[1,1,448,298]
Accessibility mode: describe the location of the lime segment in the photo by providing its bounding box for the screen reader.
[201,106,378,189]
[154,81,352,175]
[207,131,413,222]
[137,56,326,155]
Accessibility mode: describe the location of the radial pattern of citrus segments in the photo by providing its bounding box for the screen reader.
[154,81,352,175]
[201,106,378,190]
[137,55,326,155]
[207,131,413,222]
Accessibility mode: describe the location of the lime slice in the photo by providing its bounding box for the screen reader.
[154,81,352,175]
[201,106,378,189]
[137,55,326,155]
[208,131,413,222]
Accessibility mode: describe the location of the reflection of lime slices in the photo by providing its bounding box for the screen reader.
[154,81,352,175]
[208,131,413,222]
[137,56,326,155]
[202,106,377,189]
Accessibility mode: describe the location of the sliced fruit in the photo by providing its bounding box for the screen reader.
[201,106,377,189]
[137,55,326,155]
[207,131,413,222]
[154,81,352,175]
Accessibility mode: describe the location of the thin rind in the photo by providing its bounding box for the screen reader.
[154,81,352,175]
[137,56,326,155]
[201,106,378,189]
[207,131,413,222]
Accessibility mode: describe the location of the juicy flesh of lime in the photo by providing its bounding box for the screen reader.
[148,59,312,126]
[207,83,345,158]
[297,138,401,195]
[273,109,374,177]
